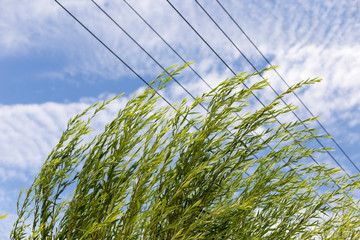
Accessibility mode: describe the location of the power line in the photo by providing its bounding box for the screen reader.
[91,0,269,165]
[120,0,326,186]
[54,0,254,162]
[121,0,320,169]
[55,0,254,178]
[194,0,354,177]
[54,0,176,114]
[163,3,349,196]
[56,0,321,183]
[122,0,213,89]
[54,0,340,208]
[215,0,360,174]
[165,1,359,205]
[121,2,348,204]
[167,0,353,179]
[90,0,200,102]
[90,0,231,135]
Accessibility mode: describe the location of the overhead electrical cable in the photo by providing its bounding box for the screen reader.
[122,0,213,89]
[121,0,326,187]
[90,0,207,113]
[53,0,341,208]
[163,1,351,197]
[166,0,356,187]
[167,0,353,179]
[91,0,265,164]
[194,0,355,177]
[215,0,360,174]
[54,0,253,179]
[54,0,180,118]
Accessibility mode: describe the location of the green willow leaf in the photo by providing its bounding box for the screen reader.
[11,64,360,240]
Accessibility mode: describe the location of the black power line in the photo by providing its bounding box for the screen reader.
[165,2,360,209]
[122,1,348,202]
[120,0,328,185]
[165,0,355,206]
[54,0,253,178]
[91,0,269,164]
[122,0,213,89]
[54,0,341,209]
[194,0,355,176]
[90,0,206,109]
[54,0,176,113]
[121,0,321,171]
[167,0,353,179]
[215,0,360,174]
[55,0,252,158]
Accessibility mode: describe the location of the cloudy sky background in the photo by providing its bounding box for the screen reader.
[1,0,360,236]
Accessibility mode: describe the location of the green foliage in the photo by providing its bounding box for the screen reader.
[11,64,360,239]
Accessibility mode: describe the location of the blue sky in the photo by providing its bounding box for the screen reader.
[1,0,360,236]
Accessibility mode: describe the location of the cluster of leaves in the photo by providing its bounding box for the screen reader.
[11,65,360,239]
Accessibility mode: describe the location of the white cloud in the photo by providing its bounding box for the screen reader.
[0,0,358,178]
[0,0,62,55]
[274,44,360,126]
[0,102,88,173]
[1,0,360,237]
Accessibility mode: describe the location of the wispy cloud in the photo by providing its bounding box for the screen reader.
[1,0,359,237]
[0,102,89,173]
